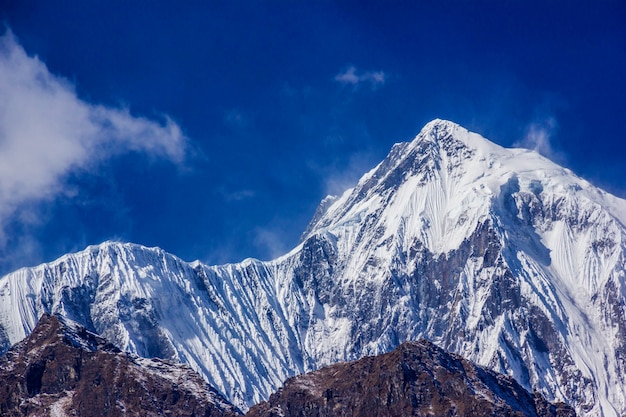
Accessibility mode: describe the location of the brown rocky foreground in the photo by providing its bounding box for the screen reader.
[0,314,241,417]
[248,340,575,417]
[0,314,575,416]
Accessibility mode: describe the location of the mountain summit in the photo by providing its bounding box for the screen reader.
[1,120,625,416]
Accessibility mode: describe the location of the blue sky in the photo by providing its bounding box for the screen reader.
[0,1,624,274]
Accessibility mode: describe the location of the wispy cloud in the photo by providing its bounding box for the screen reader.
[253,226,289,260]
[224,109,249,128]
[325,159,367,197]
[515,117,560,160]
[222,189,256,202]
[0,31,187,247]
[312,147,379,198]
[334,66,387,90]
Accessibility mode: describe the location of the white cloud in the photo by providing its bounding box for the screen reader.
[515,117,559,159]
[0,31,187,245]
[223,189,256,202]
[224,109,249,128]
[312,146,378,198]
[334,66,387,89]
[253,226,289,260]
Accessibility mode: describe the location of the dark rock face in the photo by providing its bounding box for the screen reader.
[247,340,576,417]
[0,313,242,417]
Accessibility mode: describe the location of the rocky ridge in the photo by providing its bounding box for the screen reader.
[0,313,241,417]
[248,340,576,417]
[0,314,574,416]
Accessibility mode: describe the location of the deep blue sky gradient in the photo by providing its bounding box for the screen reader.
[1,1,625,272]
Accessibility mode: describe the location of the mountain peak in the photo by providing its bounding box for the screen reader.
[304,118,626,249]
[408,118,509,162]
[420,117,470,133]
[417,117,464,140]
[300,120,506,250]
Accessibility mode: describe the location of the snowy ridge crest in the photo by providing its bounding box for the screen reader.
[1,119,625,416]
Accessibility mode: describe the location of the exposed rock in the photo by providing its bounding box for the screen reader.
[248,340,576,417]
[0,313,242,417]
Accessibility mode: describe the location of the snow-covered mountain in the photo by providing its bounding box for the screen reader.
[1,119,625,416]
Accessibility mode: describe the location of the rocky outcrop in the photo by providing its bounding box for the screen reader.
[248,340,575,417]
[0,313,242,417]
[0,314,574,417]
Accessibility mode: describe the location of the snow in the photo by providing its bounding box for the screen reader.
[0,119,625,416]
[49,391,74,417]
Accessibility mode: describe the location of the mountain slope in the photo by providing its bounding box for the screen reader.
[0,241,306,410]
[0,313,241,417]
[247,340,575,417]
[1,120,625,416]
[277,120,626,416]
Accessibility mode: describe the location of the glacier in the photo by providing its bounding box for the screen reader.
[1,119,625,416]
